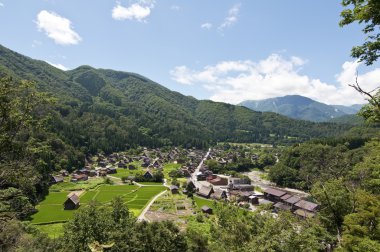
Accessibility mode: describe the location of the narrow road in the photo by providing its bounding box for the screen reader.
[190,148,211,188]
[137,189,167,222]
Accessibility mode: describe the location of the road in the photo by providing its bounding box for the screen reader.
[190,148,211,188]
[137,189,167,222]
[243,170,309,198]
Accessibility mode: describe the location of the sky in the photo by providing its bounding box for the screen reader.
[0,0,379,105]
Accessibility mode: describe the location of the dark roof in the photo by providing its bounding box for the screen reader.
[264,188,287,197]
[295,200,318,211]
[274,202,292,211]
[66,194,79,205]
[284,196,301,205]
[280,194,292,200]
[170,185,179,190]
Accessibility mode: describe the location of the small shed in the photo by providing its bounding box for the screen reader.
[64,194,80,210]
[170,185,179,194]
[201,205,213,214]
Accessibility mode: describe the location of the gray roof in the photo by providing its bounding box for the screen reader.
[201,205,211,211]
[284,196,301,205]
[67,194,79,205]
[264,188,287,197]
[295,200,318,211]
[170,185,179,190]
[197,186,213,197]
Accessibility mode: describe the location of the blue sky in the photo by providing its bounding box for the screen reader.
[0,0,379,105]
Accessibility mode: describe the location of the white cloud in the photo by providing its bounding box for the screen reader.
[201,22,213,30]
[36,10,81,45]
[170,5,180,11]
[112,1,154,22]
[0,2,4,7]
[170,55,380,105]
[218,3,241,31]
[46,61,68,71]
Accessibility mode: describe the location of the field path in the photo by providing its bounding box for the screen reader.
[137,190,167,222]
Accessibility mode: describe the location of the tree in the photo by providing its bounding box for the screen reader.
[340,0,380,66]
[340,1,380,122]
[340,190,380,252]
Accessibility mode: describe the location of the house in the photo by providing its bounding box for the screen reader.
[186,180,196,191]
[181,168,191,177]
[201,206,213,214]
[284,196,301,209]
[207,175,228,186]
[264,188,287,202]
[59,170,69,176]
[294,200,319,212]
[152,159,162,168]
[107,167,117,174]
[280,194,292,201]
[229,191,251,202]
[197,186,214,198]
[64,194,80,210]
[273,202,292,212]
[50,175,64,184]
[196,172,207,181]
[231,184,254,191]
[71,174,88,182]
[98,161,107,167]
[170,185,179,194]
[89,170,97,177]
[229,177,251,185]
[128,164,136,170]
[144,170,153,179]
[118,161,126,168]
[249,196,259,205]
[211,188,227,200]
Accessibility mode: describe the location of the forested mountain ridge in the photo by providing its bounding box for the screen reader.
[239,95,363,122]
[0,44,352,154]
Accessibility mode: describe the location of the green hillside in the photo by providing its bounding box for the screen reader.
[0,44,352,154]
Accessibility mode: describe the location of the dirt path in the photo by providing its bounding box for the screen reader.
[243,170,309,198]
[137,190,167,222]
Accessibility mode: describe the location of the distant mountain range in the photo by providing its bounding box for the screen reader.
[239,95,365,122]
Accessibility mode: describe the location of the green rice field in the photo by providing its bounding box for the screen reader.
[31,184,166,225]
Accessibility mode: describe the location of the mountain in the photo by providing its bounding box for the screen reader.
[0,45,352,153]
[239,95,363,122]
[328,114,364,125]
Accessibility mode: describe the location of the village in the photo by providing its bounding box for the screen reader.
[49,145,319,220]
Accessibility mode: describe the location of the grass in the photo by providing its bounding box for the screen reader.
[34,223,65,238]
[163,163,181,179]
[138,182,163,186]
[111,168,143,179]
[193,196,214,209]
[31,184,165,225]
[49,177,105,192]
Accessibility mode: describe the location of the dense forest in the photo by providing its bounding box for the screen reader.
[0,44,353,153]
